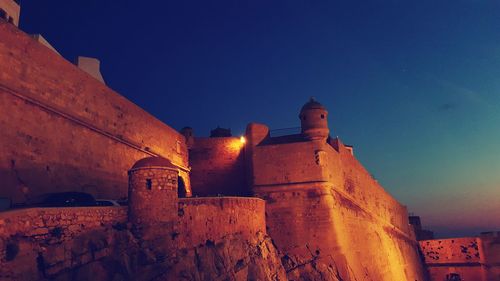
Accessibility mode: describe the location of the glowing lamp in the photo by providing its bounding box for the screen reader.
[240,136,246,144]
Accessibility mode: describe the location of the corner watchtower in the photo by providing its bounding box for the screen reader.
[299,97,330,140]
[128,156,179,227]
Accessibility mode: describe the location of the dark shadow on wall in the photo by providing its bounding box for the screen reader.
[178,176,187,198]
[0,164,128,204]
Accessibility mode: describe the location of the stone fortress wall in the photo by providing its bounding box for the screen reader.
[0,197,270,280]
[184,103,426,279]
[0,21,190,203]
[420,234,500,281]
[5,5,497,280]
[244,122,425,281]
[188,137,248,197]
[176,197,265,248]
[0,206,128,279]
[0,17,283,280]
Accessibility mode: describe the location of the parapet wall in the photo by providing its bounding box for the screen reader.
[189,137,248,196]
[0,207,127,279]
[0,22,188,202]
[176,197,266,248]
[0,206,127,239]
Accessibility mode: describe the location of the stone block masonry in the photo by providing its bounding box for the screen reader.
[0,207,127,279]
[0,21,189,202]
[189,137,248,196]
[176,197,266,248]
[0,197,281,280]
[247,123,426,280]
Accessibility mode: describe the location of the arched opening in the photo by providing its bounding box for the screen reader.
[178,176,187,198]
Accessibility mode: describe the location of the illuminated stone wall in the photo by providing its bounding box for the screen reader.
[189,137,248,196]
[420,234,500,281]
[175,197,266,247]
[0,22,189,202]
[248,125,426,280]
[128,167,179,227]
[0,206,127,279]
[0,197,283,280]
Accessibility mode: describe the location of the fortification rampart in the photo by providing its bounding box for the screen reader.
[328,140,420,280]
[0,22,189,202]
[251,138,411,235]
[188,137,248,196]
[329,141,411,232]
[248,129,424,280]
[0,206,127,239]
[251,141,324,185]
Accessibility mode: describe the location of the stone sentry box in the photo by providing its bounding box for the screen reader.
[128,157,179,232]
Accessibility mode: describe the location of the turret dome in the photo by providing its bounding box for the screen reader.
[299,97,330,141]
[300,98,326,112]
[131,156,176,170]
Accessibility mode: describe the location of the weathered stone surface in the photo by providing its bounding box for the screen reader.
[0,198,287,281]
[420,234,500,281]
[0,223,287,281]
[0,21,189,202]
[150,232,287,281]
[189,137,248,197]
[246,127,427,281]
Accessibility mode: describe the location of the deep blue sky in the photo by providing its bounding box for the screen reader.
[19,0,500,237]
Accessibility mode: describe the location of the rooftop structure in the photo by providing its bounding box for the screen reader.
[0,0,20,27]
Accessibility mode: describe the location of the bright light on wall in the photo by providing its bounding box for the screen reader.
[240,136,246,144]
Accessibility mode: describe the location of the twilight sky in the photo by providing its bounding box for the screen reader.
[20,0,499,237]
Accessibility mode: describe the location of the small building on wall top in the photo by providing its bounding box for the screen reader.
[0,0,20,27]
[299,97,330,140]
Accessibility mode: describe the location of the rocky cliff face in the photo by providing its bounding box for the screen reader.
[1,221,348,281]
[23,225,288,281]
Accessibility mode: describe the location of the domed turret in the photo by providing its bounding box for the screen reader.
[299,97,329,140]
[128,156,179,228]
